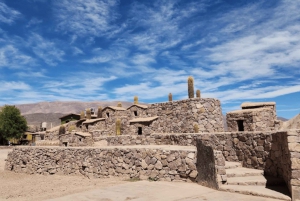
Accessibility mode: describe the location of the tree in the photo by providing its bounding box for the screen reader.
[0,105,27,140]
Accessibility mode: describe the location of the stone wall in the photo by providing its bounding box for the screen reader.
[226,108,276,132]
[5,147,197,182]
[98,131,291,177]
[196,140,226,189]
[286,129,300,201]
[74,98,224,137]
[147,98,224,133]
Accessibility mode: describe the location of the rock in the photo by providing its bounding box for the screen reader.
[189,170,197,178]
[155,161,163,170]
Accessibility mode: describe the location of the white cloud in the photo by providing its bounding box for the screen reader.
[54,0,119,37]
[0,2,21,24]
[29,33,65,66]
[0,45,34,68]
[0,81,30,92]
[26,18,43,28]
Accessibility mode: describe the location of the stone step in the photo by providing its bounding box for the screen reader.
[225,175,284,186]
[225,176,267,186]
[225,161,242,169]
[226,167,263,177]
[220,185,291,201]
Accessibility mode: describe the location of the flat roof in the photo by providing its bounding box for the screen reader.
[102,106,126,111]
[227,107,271,114]
[127,104,148,110]
[129,116,159,123]
[75,132,91,137]
[241,102,276,108]
[59,113,80,119]
[82,118,105,124]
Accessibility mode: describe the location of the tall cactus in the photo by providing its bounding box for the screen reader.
[86,109,91,119]
[117,102,122,107]
[80,111,85,119]
[188,76,194,98]
[116,119,121,135]
[134,96,138,104]
[196,89,201,98]
[194,124,199,133]
[168,93,172,102]
[97,106,102,118]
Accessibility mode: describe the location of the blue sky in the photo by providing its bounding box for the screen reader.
[0,0,300,119]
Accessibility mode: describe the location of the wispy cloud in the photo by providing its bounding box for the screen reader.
[0,2,21,24]
[29,33,65,66]
[54,0,119,37]
[0,45,34,68]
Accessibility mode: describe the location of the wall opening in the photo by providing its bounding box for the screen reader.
[106,112,110,118]
[237,120,244,131]
[40,134,45,140]
[63,142,68,147]
[138,127,142,135]
[79,138,82,142]
[134,111,138,116]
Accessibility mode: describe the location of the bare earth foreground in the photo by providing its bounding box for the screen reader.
[0,148,281,201]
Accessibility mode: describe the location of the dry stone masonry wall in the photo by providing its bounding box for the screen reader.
[5,147,197,182]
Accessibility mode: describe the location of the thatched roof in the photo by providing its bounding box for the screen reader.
[129,116,159,123]
[127,104,148,110]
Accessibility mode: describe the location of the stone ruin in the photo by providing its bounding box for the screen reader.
[4,77,300,201]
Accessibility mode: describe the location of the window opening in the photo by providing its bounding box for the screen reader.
[138,127,142,135]
[106,112,110,118]
[237,120,244,131]
[134,111,138,116]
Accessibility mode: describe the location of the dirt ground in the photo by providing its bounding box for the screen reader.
[0,148,283,201]
[0,149,127,201]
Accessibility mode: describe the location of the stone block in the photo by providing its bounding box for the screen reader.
[292,158,300,170]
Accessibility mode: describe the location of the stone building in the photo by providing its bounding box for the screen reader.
[226,102,281,132]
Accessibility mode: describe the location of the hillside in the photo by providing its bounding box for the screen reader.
[16,101,135,115]
[281,114,300,130]
[23,113,66,130]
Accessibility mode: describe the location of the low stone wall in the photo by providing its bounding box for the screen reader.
[5,147,197,182]
[98,131,291,177]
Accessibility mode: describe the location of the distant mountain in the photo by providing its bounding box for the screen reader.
[281,114,300,130]
[16,101,135,115]
[277,116,288,122]
[15,101,142,129]
[23,113,65,130]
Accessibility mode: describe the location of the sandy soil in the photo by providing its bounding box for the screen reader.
[0,149,127,201]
